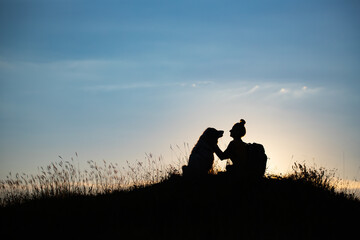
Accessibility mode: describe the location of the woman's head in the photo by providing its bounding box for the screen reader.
[230,119,246,139]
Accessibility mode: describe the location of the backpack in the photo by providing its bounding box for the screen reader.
[246,143,267,178]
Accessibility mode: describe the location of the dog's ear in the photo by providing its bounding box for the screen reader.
[199,128,211,142]
[202,128,211,137]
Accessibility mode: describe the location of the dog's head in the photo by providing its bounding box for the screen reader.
[200,127,224,145]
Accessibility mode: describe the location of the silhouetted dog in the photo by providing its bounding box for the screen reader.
[183,128,224,177]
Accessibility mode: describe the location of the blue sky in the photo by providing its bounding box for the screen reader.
[0,0,359,180]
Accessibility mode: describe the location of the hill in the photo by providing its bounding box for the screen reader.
[1,169,359,239]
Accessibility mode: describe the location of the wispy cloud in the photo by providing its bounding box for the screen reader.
[83,80,215,92]
[277,85,321,98]
[218,83,262,101]
[279,88,289,94]
[83,83,156,92]
[248,85,260,94]
[180,81,213,88]
[210,81,324,105]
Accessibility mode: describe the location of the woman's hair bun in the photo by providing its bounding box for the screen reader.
[240,119,246,125]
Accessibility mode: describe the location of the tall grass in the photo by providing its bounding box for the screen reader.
[287,162,337,190]
[284,162,360,200]
[0,153,179,206]
[1,149,358,206]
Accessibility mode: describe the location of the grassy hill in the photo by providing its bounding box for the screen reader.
[1,162,359,239]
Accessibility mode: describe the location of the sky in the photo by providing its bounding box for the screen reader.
[0,0,360,182]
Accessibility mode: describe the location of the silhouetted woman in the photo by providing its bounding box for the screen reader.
[214,119,248,175]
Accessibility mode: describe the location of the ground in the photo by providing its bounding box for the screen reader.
[1,173,359,239]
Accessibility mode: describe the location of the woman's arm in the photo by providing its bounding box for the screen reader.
[214,144,230,160]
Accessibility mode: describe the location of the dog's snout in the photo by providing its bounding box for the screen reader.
[218,130,224,137]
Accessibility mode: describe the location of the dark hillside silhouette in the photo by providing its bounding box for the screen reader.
[1,168,359,239]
